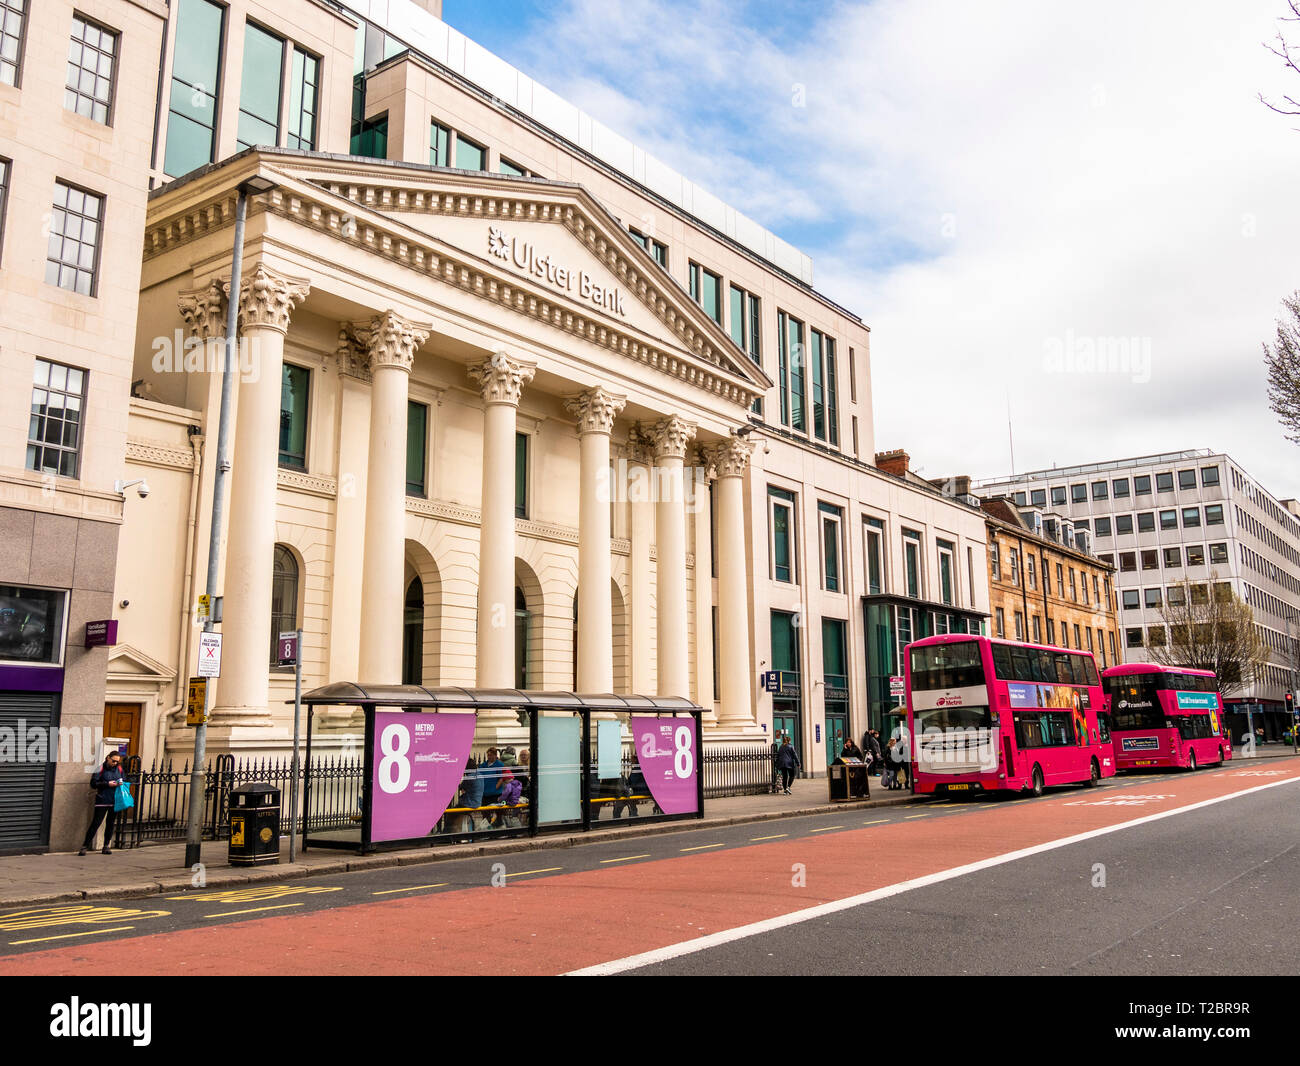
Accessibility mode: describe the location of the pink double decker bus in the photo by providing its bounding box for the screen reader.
[1100,664,1231,771]
[905,634,1116,797]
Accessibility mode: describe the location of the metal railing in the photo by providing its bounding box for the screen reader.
[702,744,777,798]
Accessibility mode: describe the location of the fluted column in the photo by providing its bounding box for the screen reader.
[566,388,627,693]
[355,312,430,683]
[705,437,754,729]
[644,416,696,699]
[214,265,311,725]
[691,450,717,724]
[468,353,536,689]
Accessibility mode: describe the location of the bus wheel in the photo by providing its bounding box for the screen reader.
[1187,751,1197,772]
[1086,759,1100,787]
[1030,766,1044,798]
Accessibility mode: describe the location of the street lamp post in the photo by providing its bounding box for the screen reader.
[184,175,278,869]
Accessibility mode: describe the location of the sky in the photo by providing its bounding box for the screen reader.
[444,0,1300,499]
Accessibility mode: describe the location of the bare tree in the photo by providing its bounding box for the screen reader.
[1260,0,1300,126]
[1147,573,1269,698]
[1263,291,1300,445]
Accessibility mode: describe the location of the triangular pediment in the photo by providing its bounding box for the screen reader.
[107,644,175,681]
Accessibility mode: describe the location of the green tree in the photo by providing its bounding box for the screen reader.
[1263,291,1300,444]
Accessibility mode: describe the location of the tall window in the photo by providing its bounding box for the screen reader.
[809,329,839,447]
[515,432,528,519]
[1,0,27,87]
[729,284,762,414]
[430,121,451,166]
[352,112,388,158]
[287,48,320,150]
[165,0,224,176]
[937,540,956,606]
[455,133,486,171]
[864,516,884,595]
[269,545,299,667]
[27,360,86,478]
[778,311,806,432]
[769,487,796,583]
[995,607,1005,638]
[0,157,9,263]
[278,364,309,470]
[237,22,285,150]
[65,16,117,124]
[406,401,428,497]
[903,529,922,599]
[819,503,843,592]
[46,182,103,296]
[689,262,722,324]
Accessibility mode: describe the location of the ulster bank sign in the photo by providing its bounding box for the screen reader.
[488,225,628,317]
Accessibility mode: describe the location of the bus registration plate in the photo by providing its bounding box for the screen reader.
[945,783,978,792]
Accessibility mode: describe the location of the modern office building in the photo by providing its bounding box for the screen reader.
[2,0,991,850]
[977,450,1300,734]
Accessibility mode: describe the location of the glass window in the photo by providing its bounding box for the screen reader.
[1032,615,1042,643]
[278,364,309,470]
[1178,469,1196,490]
[0,157,10,263]
[1209,542,1229,565]
[1052,486,1067,506]
[406,401,427,497]
[1071,483,1087,503]
[430,121,451,166]
[690,262,722,325]
[499,157,526,177]
[1201,465,1220,487]
[1126,627,1143,648]
[937,540,955,606]
[1116,514,1134,535]
[0,0,25,87]
[1156,471,1174,492]
[1168,584,1186,606]
[515,432,528,519]
[1137,511,1155,533]
[269,545,299,667]
[1122,590,1140,610]
[287,48,320,150]
[1113,478,1129,498]
[1095,516,1112,536]
[1186,544,1205,567]
[237,23,284,150]
[1141,550,1159,571]
[995,607,1005,638]
[1205,504,1224,525]
[1120,552,1136,572]
[1134,475,1152,496]
[1013,492,1027,507]
[1091,480,1108,500]
[1148,626,1165,647]
[65,16,117,124]
[1164,546,1181,568]
[1160,509,1178,530]
[769,487,796,583]
[1031,489,1047,508]
[778,311,806,432]
[903,529,922,599]
[1182,507,1201,528]
[819,503,842,592]
[864,516,884,595]
[455,134,486,170]
[729,285,763,415]
[990,541,1000,580]
[1145,588,1162,609]
[0,585,66,664]
[351,112,388,159]
[27,359,86,478]
[629,228,668,268]
[45,182,103,296]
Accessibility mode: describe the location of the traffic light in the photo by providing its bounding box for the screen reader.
[1287,691,1295,716]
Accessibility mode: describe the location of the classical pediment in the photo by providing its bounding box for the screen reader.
[144,151,771,409]
[107,644,176,682]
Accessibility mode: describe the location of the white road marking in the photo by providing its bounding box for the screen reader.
[566,773,1300,976]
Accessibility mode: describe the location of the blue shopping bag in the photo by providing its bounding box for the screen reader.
[114,780,134,812]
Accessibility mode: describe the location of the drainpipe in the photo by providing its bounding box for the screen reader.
[156,431,206,760]
[1017,534,1031,638]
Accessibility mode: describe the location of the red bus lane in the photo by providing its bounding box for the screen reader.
[2,760,1297,976]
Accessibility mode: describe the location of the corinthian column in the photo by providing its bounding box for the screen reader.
[565,388,627,693]
[213,265,311,726]
[643,416,696,699]
[468,353,536,689]
[704,436,754,730]
[355,312,430,683]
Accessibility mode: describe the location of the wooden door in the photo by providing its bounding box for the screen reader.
[103,703,141,760]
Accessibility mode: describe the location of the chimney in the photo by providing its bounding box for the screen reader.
[875,449,910,478]
[927,474,972,497]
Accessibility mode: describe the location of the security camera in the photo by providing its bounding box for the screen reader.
[137,481,150,499]
[113,478,150,499]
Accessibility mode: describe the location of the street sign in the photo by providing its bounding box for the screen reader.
[186,677,208,726]
[197,594,210,619]
[197,632,222,677]
[761,670,780,693]
[278,631,299,666]
[889,675,905,695]
[84,620,118,648]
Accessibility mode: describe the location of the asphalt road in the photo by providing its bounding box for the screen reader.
[1,759,1296,975]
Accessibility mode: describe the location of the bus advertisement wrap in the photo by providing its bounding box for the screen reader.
[1176,691,1219,710]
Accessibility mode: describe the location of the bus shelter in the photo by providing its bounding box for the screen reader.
[295,684,703,854]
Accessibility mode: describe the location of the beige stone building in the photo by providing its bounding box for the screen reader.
[3,0,992,850]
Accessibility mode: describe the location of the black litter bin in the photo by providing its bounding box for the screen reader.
[228,782,281,866]
[828,756,870,802]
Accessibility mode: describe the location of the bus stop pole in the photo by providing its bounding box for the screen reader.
[288,627,302,864]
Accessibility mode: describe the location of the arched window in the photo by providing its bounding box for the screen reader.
[269,545,299,667]
[515,587,529,690]
[403,577,424,685]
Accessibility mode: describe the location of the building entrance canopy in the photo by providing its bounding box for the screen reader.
[297,684,703,853]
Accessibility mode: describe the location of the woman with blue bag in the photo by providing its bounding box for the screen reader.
[79,750,128,855]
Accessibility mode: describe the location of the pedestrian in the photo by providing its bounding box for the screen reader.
[882,738,899,788]
[776,736,801,794]
[891,732,912,790]
[840,736,864,761]
[79,750,125,855]
[863,728,882,768]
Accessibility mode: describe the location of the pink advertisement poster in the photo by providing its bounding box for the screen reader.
[370,711,477,842]
[632,717,699,815]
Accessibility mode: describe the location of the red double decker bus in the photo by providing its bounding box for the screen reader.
[905,634,1116,797]
[1100,664,1231,771]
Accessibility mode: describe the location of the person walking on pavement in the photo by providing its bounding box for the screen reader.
[863,728,883,768]
[79,750,124,855]
[776,736,801,794]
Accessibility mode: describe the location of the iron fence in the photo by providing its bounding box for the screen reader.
[702,744,777,798]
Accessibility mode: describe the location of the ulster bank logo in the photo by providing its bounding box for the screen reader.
[488,225,627,317]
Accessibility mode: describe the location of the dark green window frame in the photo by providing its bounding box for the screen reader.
[278,363,309,470]
[236,21,285,151]
[689,262,722,324]
[864,516,884,595]
[499,157,526,177]
[819,502,843,592]
[455,133,486,171]
[629,228,668,268]
[431,120,450,166]
[729,284,762,415]
[164,0,224,177]
[769,486,796,584]
[287,48,320,150]
[515,431,528,519]
[406,401,428,497]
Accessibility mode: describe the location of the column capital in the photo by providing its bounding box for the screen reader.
[340,311,431,376]
[469,351,536,406]
[177,279,228,341]
[565,387,626,436]
[703,436,753,479]
[228,263,311,334]
[640,415,697,461]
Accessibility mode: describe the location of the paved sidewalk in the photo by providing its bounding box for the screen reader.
[0,776,910,908]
